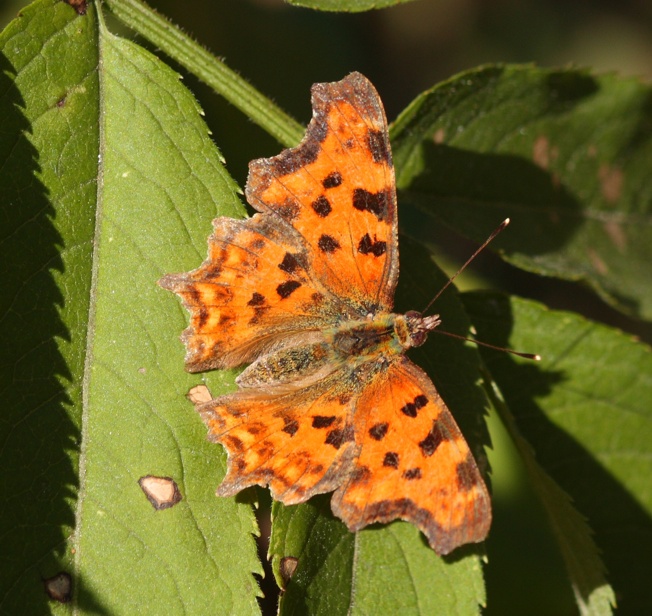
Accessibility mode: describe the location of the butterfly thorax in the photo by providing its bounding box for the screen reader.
[331,311,441,360]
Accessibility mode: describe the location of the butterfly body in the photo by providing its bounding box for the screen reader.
[161,72,491,554]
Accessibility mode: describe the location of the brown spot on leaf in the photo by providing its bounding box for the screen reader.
[603,220,627,252]
[279,556,299,590]
[598,164,623,204]
[138,475,183,510]
[533,135,550,169]
[587,247,609,275]
[43,572,72,603]
[187,384,212,406]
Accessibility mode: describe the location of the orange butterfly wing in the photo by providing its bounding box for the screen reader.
[246,73,398,313]
[193,371,358,504]
[332,358,491,554]
[162,72,492,555]
[160,73,397,372]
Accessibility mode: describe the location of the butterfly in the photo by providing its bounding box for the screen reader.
[159,72,491,555]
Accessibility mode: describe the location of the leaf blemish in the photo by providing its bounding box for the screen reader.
[587,248,609,276]
[602,220,627,252]
[433,128,445,144]
[138,475,183,510]
[533,135,558,170]
[598,164,623,204]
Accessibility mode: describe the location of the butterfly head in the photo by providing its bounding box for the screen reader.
[396,311,441,349]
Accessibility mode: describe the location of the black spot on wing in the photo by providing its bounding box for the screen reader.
[278,252,300,274]
[196,306,209,329]
[322,172,342,188]
[318,234,340,253]
[456,453,478,492]
[383,452,399,468]
[282,417,299,436]
[267,139,321,176]
[312,195,332,217]
[224,435,244,453]
[312,415,337,429]
[277,280,302,299]
[352,188,390,221]
[247,292,266,306]
[400,394,429,418]
[367,129,391,165]
[419,421,446,457]
[325,424,354,449]
[368,422,388,441]
[402,468,422,480]
[357,233,386,257]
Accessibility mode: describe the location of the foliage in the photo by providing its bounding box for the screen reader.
[1,0,650,614]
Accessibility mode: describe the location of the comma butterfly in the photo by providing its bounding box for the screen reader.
[160,72,491,555]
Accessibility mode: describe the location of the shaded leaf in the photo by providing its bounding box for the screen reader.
[0,0,97,612]
[285,0,420,12]
[72,12,261,615]
[464,291,651,613]
[391,65,652,319]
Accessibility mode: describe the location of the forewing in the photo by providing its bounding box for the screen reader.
[246,72,398,313]
[195,371,360,504]
[331,358,491,555]
[160,214,335,371]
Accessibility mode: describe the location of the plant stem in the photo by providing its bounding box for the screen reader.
[103,0,305,147]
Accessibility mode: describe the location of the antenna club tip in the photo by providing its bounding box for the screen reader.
[503,217,511,226]
[533,354,542,361]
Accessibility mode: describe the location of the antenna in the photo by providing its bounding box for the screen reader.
[422,218,540,361]
[421,218,510,317]
[431,328,540,361]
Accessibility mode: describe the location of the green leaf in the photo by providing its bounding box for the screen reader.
[1,0,98,612]
[272,497,486,616]
[284,0,420,12]
[2,1,262,613]
[269,239,490,616]
[391,65,652,319]
[464,291,652,613]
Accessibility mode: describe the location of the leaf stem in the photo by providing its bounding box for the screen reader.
[102,0,305,147]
